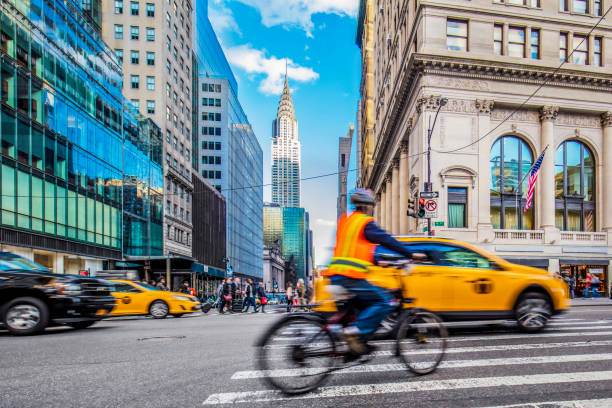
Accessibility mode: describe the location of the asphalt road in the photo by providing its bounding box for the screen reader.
[1,306,612,408]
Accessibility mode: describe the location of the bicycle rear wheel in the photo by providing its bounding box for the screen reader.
[257,315,337,394]
[396,311,447,375]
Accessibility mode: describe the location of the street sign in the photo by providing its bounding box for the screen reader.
[419,191,439,199]
[434,221,444,226]
[424,198,438,219]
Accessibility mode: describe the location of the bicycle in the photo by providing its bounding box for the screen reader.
[256,256,448,394]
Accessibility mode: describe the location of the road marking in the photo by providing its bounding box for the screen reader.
[548,320,608,326]
[203,370,612,404]
[482,398,612,408]
[232,352,612,380]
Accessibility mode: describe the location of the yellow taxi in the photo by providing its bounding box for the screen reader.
[108,280,201,319]
[315,237,569,332]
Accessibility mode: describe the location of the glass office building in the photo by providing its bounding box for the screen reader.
[193,0,263,280]
[0,0,161,273]
[263,204,311,282]
[122,104,163,257]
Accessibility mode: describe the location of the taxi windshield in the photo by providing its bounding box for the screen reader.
[133,282,159,291]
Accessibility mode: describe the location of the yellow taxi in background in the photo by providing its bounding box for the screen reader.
[108,280,201,319]
[315,237,569,332]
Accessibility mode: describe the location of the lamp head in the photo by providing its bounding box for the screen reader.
[439,97,448,107]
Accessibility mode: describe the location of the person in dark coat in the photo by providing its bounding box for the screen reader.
[256,282,267,313]
[219,278,232,314]
[242,279,257,313]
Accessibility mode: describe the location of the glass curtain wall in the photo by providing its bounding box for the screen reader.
[0,0,123,250]
[555,140,595,232]
[490,136,534,230]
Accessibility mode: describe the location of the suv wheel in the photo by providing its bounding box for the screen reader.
[149,300,169,319]
[2,297,49,335]
[515,292,552,332]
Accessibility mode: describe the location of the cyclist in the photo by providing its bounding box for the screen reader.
[325,188,419,357]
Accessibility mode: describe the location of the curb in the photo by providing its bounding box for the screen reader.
[570,301,612,307]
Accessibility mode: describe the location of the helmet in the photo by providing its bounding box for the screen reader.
[350,188,376,206]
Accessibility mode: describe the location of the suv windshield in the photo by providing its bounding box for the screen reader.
[0,254,49,272]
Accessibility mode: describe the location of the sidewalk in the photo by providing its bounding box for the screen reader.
[570,297,612,307]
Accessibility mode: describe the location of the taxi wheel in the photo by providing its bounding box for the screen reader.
[515,292,552,333]
[149,300,169,319]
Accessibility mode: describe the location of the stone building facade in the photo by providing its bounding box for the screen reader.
[357,0,612,294]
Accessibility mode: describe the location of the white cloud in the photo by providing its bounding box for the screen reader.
[232,0,359,36]
[316,218,336,227]
[208,0,240,35]
[226,44,319,95]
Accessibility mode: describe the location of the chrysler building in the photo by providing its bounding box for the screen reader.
[271,71,301,207]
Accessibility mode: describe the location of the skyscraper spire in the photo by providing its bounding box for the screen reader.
[284,58,288,87]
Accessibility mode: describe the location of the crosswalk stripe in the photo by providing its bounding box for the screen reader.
[265,330,612,350]
[482,398,612,408]
[203,370,612,404]
[232,352,612,380]
[548,320,608,326]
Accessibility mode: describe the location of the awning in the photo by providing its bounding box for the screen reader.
[560,259,611,266]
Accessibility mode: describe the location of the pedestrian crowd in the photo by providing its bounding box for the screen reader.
[217,277,268,314]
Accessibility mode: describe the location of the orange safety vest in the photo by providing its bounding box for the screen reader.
[324,212,376,279]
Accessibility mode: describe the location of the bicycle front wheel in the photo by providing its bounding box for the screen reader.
[257,315,337,394]
[396,311,447,375]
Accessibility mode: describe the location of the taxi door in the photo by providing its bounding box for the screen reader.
[110,282,144,315]
[435,244,514,313]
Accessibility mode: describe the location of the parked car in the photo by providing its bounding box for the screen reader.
[108,280,201,319]
[315,237,569,332]
[0,252,116,335]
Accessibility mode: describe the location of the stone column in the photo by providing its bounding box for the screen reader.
[385,173,393,230]
[399,141,410,234]
[475,99,494,241]
[375,192,382,222]
[380,185,387,228]
[539,106,559,231]
[602,112,612,231]
[391,159,400,234]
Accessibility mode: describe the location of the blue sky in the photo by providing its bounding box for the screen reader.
[208,0,361,265]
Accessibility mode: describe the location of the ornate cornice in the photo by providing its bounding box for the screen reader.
[416,94,442,113]
[602,112,612,128]
[540,106,559,122]
[391,158,400,169]
[475,99,494,115]
[400,141,409,154]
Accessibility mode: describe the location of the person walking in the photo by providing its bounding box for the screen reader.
[219,278,232,314]
[256,282,267,313]
[590,274,601,298]
[242,279,257,313]
[296,279,306,310]
[286,283,294,312]
[178,281,191,294]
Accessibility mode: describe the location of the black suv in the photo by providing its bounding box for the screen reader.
[0,252,116,335]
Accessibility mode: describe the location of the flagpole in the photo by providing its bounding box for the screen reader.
[514,145,549,217]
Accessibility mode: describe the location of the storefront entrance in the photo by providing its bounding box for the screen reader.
[560,263,608,297]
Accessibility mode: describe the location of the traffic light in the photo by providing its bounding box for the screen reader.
[418,198,426,218]
[407,197,417,218]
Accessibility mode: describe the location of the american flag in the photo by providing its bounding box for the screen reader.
[524,148,547,212]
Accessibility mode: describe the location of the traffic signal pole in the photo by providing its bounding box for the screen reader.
[426,97,447,237]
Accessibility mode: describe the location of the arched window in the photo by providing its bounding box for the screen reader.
[555,140,595,231]
[490,136,534,230]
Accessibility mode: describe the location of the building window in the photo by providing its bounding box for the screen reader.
[130,50,139,64]
[494,24,503,55]
[530,29,540,59]
[573,35,588,65]
[130,1,139,15]
[215,142,221,150]
[215,171,221,179]
[573,0,588,13]
[146,52,155,65]
[146,100,155,114]
[146,27,155,41]
[215,156,221,165]
[560,33,569,62]
[114,1,123,14]
[555,141,595,232]
[446,19,468,51]
[215,84,221,92]
[130,75,139,89]
[490,136,534,230]
[146,3,155,17]
[130,99,139,110]
[215,99,221,107]
[114,49,123,64]
[146,76,155,90]
[114,25,123,39]
[202,170,207,178]
[448,187,468,228]
[508,26,525,58]
[166,201,171,214]
[594,0,602,16]
[215,113,221,121]
[166,130,171,143]
[130,26,139,40]
[594,37,602,66]
[215,127,221,136]
[560,0,569,11]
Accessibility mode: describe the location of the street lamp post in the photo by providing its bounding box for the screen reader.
[426,97,448,236]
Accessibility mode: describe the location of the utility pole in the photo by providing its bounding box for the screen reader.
[426,97,448,236]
